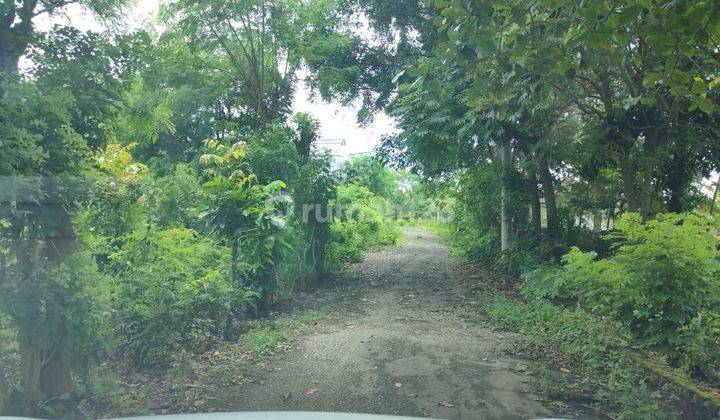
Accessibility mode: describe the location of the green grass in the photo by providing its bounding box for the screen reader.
[418,221,468,257]
[478,294,675,418]
[80,305,339,419]
[240,327,285,357]
[240,307,336,357]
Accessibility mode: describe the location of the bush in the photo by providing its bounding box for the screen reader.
[326,220,366,266]
[679,312,720,383]
[455,222,499,264]
[85,142,148,241]
[0,245,110,377]
[495,237,551,277]
[292,153,336,282]
[555,212,720,375]
[326,184,398,268]
[109,227,255,366]
[142,163,202,228]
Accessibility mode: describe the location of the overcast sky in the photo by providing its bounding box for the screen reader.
[32,1,397,160]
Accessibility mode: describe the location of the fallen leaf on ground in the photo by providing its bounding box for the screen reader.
[560,367,571,373]
[438,400,455,407]
[306,388,318,396]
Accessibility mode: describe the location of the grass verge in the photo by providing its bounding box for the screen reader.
[460,265,719,419]
[239,307,337,357]
[81,305,338,418]
[480,294,671,418]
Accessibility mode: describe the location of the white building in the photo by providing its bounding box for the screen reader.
[314,138,347,171]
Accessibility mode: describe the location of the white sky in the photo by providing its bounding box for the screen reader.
[32,1,397,160]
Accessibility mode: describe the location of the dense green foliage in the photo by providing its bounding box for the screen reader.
[482,294,673,418]
[1,0,719,416]
[524,213,720,382]
[359,0,720,412]
[0,1,402,416]
[326,184,399,268]
[109,228,251,367]
[341,156,398,198]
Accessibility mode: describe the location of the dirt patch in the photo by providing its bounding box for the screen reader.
[211,228,555,419]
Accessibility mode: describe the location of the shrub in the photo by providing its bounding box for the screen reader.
[293,152,336,281]
[679,312,720,384]
[455,222,499,264]
[2,247,110,369]
[109,227,255,366]
[451,164,535,262]
[556,212,720,371]
[326,184,398,268]
[85,142,148,241]
[326,220,366,266]
[495,237,551,277]
[519,265,565,301]
[142,163,202,228]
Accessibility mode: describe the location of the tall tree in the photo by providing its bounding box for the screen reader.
[0,22,134,413]
[0,0,129,75]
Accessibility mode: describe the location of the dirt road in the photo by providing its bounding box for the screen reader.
[222,228,552,419]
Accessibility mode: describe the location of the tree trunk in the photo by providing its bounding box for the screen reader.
[593,209,603,233]
[19,335,72,412]
[528,169,542,234]
[576,209,584,229]
[0,364,9,415]
[40,346,72,400]
[0,48,20,98]
[538,157,559,238]
[5,17,76,408]
[618,147,639,212]
[19,338,43,409]
[0,51,20,76]
[640,148,656,222]
[1,29,27,84]
[16,205,76,410]
[500,138,512,252]
[231,238,239,287]
[665,152,689,213]
[14,221,48,411]
[710,175,720,215]
[538,156,562,260]
[667,183,684,213]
